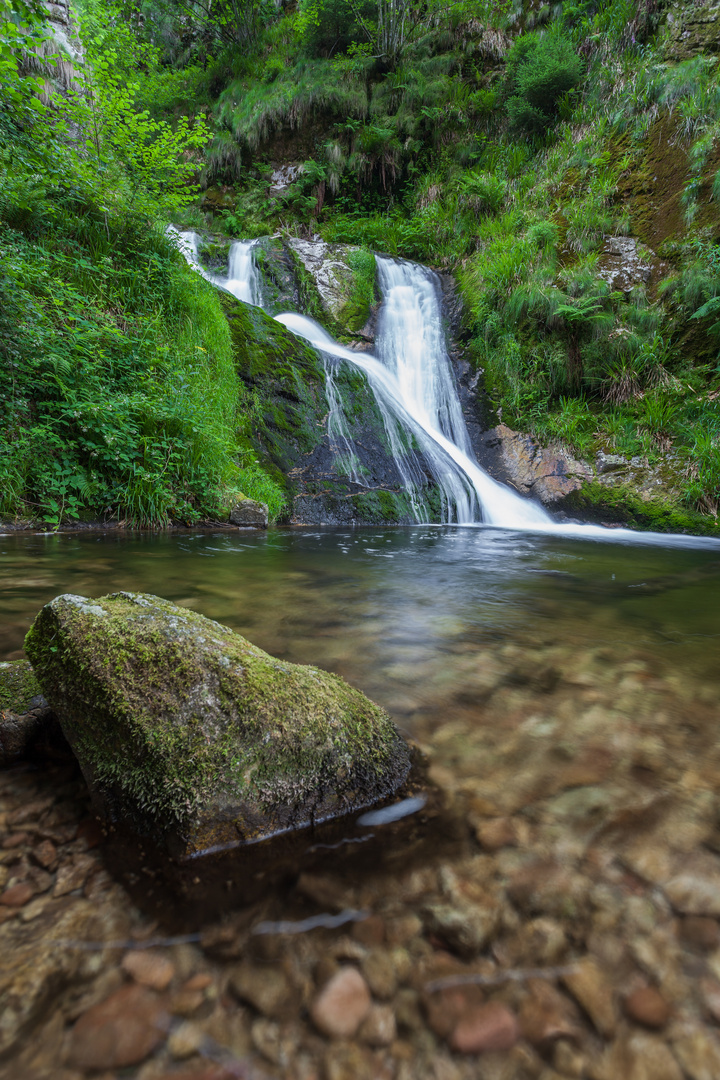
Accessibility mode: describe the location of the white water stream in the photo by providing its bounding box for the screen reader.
[169,228,720,546]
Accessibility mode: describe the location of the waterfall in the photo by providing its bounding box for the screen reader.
[275,313,550,528]
[169,227,551,528]
[321,358,367,487]
[225,241,262,306]
[167,229,261,305]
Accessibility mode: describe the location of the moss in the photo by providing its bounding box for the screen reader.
[25,593,410,852]
[0,660,43,715]
[352,489,414,523]
[339,248,377,332]
[564,480,720,536]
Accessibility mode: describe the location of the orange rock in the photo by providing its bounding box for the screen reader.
[0,882,34,907]
[121,948,176,992]
[310,966,371,1039]
[67,984,169,1070]
[450,1001,519,1054]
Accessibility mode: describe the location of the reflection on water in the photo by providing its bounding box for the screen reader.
[1,527,719,712]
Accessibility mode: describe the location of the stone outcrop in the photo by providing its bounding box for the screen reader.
[597,237,653,294]
[663,0,720,60]
[0,660,66,765]
[25,592,412,858]
[481,424,594,505]
[287,239,377,335]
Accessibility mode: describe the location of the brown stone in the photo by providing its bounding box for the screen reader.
[563,958,617,1038]
[476,817,517,852]
[424,982,484,1039]
[67,984,169,1070]
[519,982,580,1046]
[3,832,29,849]
[230,962,296,1019]
[32,839,58,871]
[358,1003,397,1047]
[184,972,213,992]
[121,948,176,992]
[310,966,371,1039]
[53,853,97,897]
[624,986,672,1029]
[0,881,35,907]
[450,1001,519,1054]
[352,914,386,947]
[679,916,720,950]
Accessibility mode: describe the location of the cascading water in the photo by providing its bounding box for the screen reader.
[275,312,550,529]
[170,229,720,542]
[168,229,262,306]
[321,358,366,487]
[225,241,262,306]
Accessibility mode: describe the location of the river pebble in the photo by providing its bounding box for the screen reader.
[67,984,169,1070]
[310,966,372,1038]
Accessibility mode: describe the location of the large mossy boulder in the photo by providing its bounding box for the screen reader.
[25,593,411,858]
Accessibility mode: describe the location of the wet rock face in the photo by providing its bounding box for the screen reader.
[664,0,720,60]
[287,239,377,335]
[480,423,593,505]
[597,237,653,294]
[24,593,411,858]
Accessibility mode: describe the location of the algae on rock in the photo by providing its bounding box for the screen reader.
[25,593,411,857]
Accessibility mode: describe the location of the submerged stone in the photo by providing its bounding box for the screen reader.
[0,659,66,766]
[24,593,411,858]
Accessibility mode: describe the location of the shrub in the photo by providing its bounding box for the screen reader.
[505,31,584,135]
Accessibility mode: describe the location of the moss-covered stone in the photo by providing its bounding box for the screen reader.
[0,659,43,715]
[287,239,378,336]
[25,593,411,857]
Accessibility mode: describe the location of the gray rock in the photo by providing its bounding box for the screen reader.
[24,592,411,858]
[287,238,376,334]
[597,237,652,294]
[229,498,268,528]
[596,452,629,475]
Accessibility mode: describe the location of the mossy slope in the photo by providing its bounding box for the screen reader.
[25,592,411,856]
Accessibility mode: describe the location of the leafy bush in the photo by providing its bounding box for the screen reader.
[505,31,584,135]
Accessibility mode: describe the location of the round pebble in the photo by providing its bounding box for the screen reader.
[624,986,672,1029]
[310,966,371,1039]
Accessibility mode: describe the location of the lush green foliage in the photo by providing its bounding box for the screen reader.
[0,0,286,526]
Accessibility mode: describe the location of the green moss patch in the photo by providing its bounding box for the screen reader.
[0,660,43,716]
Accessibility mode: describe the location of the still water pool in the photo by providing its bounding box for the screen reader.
[1,525,720,1079]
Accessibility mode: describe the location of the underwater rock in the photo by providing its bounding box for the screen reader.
[24,592,411,859]
[228,498,269,528]
[0,659,66,766]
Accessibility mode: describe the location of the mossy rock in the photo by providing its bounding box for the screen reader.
[25,593,411,857]
[0,660,66,766]
[0,659,43,716]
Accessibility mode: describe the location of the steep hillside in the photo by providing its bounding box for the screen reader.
[2,0,719,531]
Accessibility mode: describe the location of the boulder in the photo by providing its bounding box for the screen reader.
[0,660,65,765]
[228,498,269,528]
[24,593,411,858]
[287,239,377,334]
[483,424,593,504]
